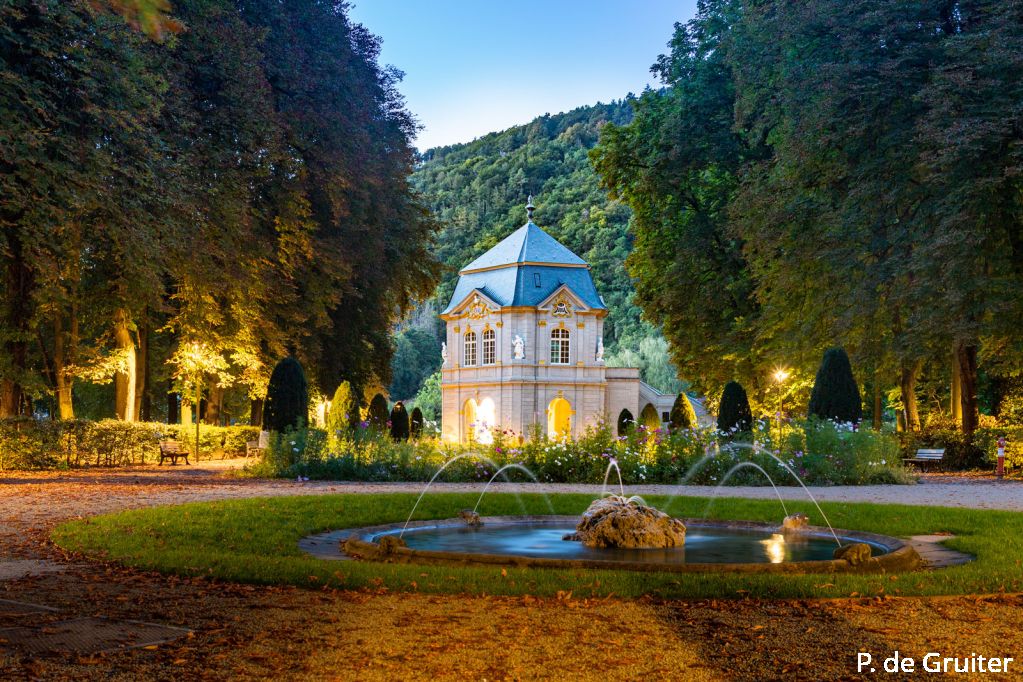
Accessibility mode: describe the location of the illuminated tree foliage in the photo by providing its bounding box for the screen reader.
[0,0,438,420]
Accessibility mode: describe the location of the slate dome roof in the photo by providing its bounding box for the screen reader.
[442,216,606,315]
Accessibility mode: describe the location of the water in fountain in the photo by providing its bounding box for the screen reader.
[400,452,500,538]
[600,458,625,498]
[703,461,790,520]
[751,444,842,546]
[658,441,842,546]
[472,463,555,516]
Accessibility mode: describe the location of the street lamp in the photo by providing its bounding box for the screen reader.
[773,368,790,445]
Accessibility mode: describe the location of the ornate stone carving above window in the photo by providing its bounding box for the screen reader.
[466,295,491,320]
[551,293,573,317]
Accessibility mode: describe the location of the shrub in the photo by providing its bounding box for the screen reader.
[717,381,753,434]
[669,393,697,430]
[326,381,358,451]
[0,419,258,469]
[367,394,389,429]
[390,402,410,442]
[410,407,424,439]
[263,357,308,433]
[808,347,862,423]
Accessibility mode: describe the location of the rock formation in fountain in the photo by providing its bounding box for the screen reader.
[458,509,483,526]
[568,496,686,549]
[833,542,872,565]
[781,513,809,532]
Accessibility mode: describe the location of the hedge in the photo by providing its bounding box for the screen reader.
[0,418,260,470]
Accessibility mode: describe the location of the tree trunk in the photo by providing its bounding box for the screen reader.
[250,398,264,428]
[167,387,179,424]
[53,315,74,419]
[950,347,962,425]
[205,384,224,425]
[956,342,979,436]
[1,242,32,417]
[900,359,922,431]
[872,370,882,431]
[113,308,136,421]
[134,319,149,421]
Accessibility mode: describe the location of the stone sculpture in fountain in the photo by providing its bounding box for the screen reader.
[564,495,687,549]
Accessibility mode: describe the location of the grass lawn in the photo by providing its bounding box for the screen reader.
[52,493,1023,600]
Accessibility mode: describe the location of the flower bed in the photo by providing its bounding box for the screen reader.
[250,419,913,486]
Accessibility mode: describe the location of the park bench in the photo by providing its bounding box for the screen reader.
[903,447,945,469]
[245,430,270,458]
[158,440,190,466]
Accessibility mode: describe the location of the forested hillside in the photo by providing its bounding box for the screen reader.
[393,101,686,404]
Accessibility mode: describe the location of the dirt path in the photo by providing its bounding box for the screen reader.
[2,463,1022,680]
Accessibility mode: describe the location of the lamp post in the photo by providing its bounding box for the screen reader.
[773,368,790,446]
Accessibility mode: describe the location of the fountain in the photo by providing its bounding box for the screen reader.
[565,495,686,548]
[333,453,923,574]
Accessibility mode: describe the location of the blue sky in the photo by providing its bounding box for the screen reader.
[348,1,698,151]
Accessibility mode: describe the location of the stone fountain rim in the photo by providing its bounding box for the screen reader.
[334,516,924,574]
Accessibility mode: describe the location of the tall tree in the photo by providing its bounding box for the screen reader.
[592,0,765,403]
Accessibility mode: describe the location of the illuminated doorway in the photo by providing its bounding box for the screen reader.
[547,397,572,438]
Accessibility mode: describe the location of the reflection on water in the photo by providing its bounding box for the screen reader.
[377,523,885,565]
[763,533,786,564]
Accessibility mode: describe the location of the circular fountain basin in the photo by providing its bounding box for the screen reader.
[338,516,923,574]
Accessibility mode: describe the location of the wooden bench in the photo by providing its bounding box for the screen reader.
[903,448,945,469]
[158,440,190,466]
[245,431,270,458]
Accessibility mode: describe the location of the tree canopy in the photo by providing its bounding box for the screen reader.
[0,0,438,422]
[593,0,1023,434]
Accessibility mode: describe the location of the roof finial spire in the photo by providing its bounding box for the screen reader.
[526,195,535,221]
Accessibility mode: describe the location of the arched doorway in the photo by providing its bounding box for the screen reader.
[463,397,496,443]
[640,403,660,430]
[617,409,634,436]
[547,397,572,438]
[462,398,478,442]
[476,397,496,444]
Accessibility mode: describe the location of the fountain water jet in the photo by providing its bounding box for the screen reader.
[400,453,500,538]
[703,461,790,520]
[472,463,554,517]
[751,444,842,547]
[600,459,625,498]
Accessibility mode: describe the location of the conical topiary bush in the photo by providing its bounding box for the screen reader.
[263,357,308,433]
[808,347,863,423]
[717,381,753,434]
[389,402,410,441]
[410,407,424,439]
[670,392,698,430]
[367,393,389,429]
[327,381,358,449]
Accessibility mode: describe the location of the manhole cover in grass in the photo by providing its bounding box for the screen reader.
[0,616,190,655]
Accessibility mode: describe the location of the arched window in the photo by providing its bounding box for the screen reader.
[550,328,570,364]
[617,409,635,436]
[463,331,477,366]
[482,329,496,365]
